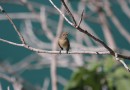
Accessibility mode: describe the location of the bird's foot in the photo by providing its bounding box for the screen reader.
[66,50,69,54]
[59,50,61,54]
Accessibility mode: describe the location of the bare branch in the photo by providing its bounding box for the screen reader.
[0,37,110,54]
[115,53,130,72]
[0,6,26,44]
[61,0,77,25]
[49,0,74,26]
[0,38,24,47]
[76,9,84,28]
[49,0,130,60]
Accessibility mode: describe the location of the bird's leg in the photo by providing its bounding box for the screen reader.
[59,50,61,54]
[66,50,68,54]
[59,48,63,54]
[66,48,69,54]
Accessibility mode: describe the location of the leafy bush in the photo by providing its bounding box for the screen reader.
[64,57,130,90]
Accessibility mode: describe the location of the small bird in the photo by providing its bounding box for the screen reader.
[58,32,70,54]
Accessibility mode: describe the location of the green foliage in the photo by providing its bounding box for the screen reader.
[64,57,130,90]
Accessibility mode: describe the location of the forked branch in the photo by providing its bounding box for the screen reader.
[49,0,130,71]
[49,0,130,60]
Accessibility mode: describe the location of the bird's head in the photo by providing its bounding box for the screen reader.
[60,32,68,39]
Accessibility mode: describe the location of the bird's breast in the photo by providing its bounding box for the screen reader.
[58,39,68,48]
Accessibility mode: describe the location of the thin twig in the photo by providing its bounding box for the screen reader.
[49,0,74,26]
[61,0,77,25]
[0,38,24,47]
[115,53,130,72]
[0,6,26,44]
[76,9,84,28]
